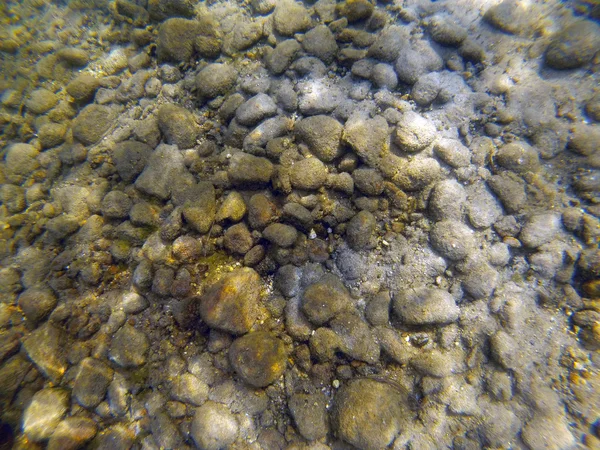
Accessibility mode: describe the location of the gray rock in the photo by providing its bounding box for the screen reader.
[346,210,376,250]
[135,144,194,200]
[196,63,237,99]
[171,373,209,406]
[273,0,311,36]
[109,325,149,368]
[25,88,58,114]
[172,235,202,263]
[368,25,408,61]
[73,357,114,408]
[22,388,69,442]
[235,93,277,127]
[148,0,195,21]
[229,331,287,387]
[483,0,532,34]
[496,141,539,173]
[72,104,116,146]
[263,223,298,247]
[157,103,199,149]
[198,267,262,334]
[157,17,221,62]
[412,72,442,106]
[302,25,338,63]
[181,182,216,234]
[490,330,520,370]
[101,191,132,219]
[266,39,301,75]
[191,402,238,450]
[228,152,274,187]
[224,20,263,54]
[332,378,405,450]
[150,412,185,449]
[394,41,443,85]
[4,143,39,184]
[521,414,576,450]
[0,184,25,213]
[568,123,600,156]
[298,79,345,115]
[336,0,373,22]
[343,115,389,168]
[18,287,57,325]
[56,47,90,66]
[394,287,459,325]
[274,265,302,297]
[289,392,329,441]
[283,202,313,231]
[292,56,328,79]
[365,290,391,326]
[428,179,466,221]
[66,74,100,102]
[47,417,97,450]
[243,116,289,149]
[393,111,436,152]
[331,312,380,363]
[251,0,276,14]
[22,322,68,383]
[465,182,503,229]
[38,122,67,149]
[302,274,352,326]
[353,167,384,196]
[434,138,471,168]
[545,20,600,69]
[429,220,475,261]
[371,63,398,90]
[121,292,149,314]
[294,115,344,162]
[519,213,561,248]
[429,17,468,46]
[290,158,328,190]
[487,173,527,213]
[224,223,254,255]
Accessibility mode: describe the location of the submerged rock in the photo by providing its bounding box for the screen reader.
[22,388,70,442]
[229,331,287,387]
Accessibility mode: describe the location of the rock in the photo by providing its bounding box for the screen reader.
[224,223,254,255]
[181,182,217,234]
[332,378,405,450]
[289,392,329,441]
[568,123,600,156]
[121,291,149,314]
[47,417,97,450]
[273,0,311,36]
[346,210,376,250]
[248,194,278,230]
[25,88,58,114]
[331,312,380,363]
[428,179,466,221]
[228,152,274,187]
[343,115,389,168]
[490,330,520,370]
[519,213,561,248]
[433,137,471,168]
[368,25,408,62]
[302,274,352,326]
[198,267,262,334]
[371,63,398,90]
[236,93,277,127]
[336,0,374,23]
[290,158,328,190]
[483,0,533,35]
[148,0,195,21]
[66,74,100,102]
[394,41,443,85]
[294,115,343,162]
[4,143,39,183]
[216,191,247,223]
[263,223,298,247]
[157,17,221,63]
[224,20,263,54]
[393,111,436,152]
[196,63,238,99]
[22,388,69,442]
[0,184,25,213]
[101,191,132,219]
[109,325,149,368]
[72,104,116,146]
[191,402,238,450]
[38,122,67,149]
[429,220,475,261]
[429,17,467,46]
[465,182,503,229]
[586,92,600,122]
[21,323,67,383]
[135,144,194,200]
[302,25,338,63]
[266,39,302,75]
[496,141,539,173]
[73,357,114,408]
[365,290,391,326]
[157,103,199,149]
[171,373,209,406]
[57,47,89,66]
[487,172,527,213]
[243,116,289,149]
[298,79,345,115]
[459,39,486,63]
[229,331,287,387]
[274,265,302,297]
[522,414,576,450]
[112,140,153,183]
[352,167,384,196]
[18,287,57,324]
[394,287,459,325]
[545,20,600,69]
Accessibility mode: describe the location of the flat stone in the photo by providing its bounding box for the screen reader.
[171,373,209,406]
[302,274,352,326]
[73,357,115,408]
[393,287,459,325]
[47,417,97,450]
[22,322,68,383]
[22,388,70,442]
[135,144,194,200]
[191,402,239,450]
[109,325,149,368]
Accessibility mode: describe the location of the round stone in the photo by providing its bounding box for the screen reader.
[229,331,287,387]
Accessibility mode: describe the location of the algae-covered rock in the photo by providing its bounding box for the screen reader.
[229,331,287,387]
[157,103,199,149]
[545,20,600,69]
[72,104,116,145]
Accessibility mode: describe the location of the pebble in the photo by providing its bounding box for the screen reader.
[522,414,576,450]
[336,0,374,23]
[66,74,100,102]
[191,401,239,450]
[346,210,376,250]
[263,223,298,247]
[181,182,217,234]
[224,223,254,254]
[216,191,247,223]
[273,0,311,36]
[429,220,475,261]
[428,179,466,221]
[228,152,274,187]
[109,325,149,368]
[266,39,302,75]
[519,213,561,248]
[47,417,97,450]
[394,287,460,325]
[198,267,262,334]
[343,115,389,168]
[21,322,68,383]
[289,392,329,441]
[236,93,278,127]
[196,63,238,99]
[365,290,391,326]
[135,144,194,200]
[22,388,69,442]
[330,312,380,363]
[465,182,503,229]
[487,172,527,213]
[38,122,67,149]
[393,111,436,152]
[248,193,278,230]
[433,138,471,168]
[496,141,539,174]
[4,143,40,184]
[25,88,58,114]
[332,378,405,450]
[17,287,57,324]
[73,357,115,408]
[370,63,398,90]
[101,191,132,219]
[157,103,199,149]
[290,157,328,190]
[171,373,209,406]
[72,104,116,145]
[302,25,338,63]
[274,264,302,298]
[429,17,468,46]
[301,274,352,326]
[294,115,344,162]
[229,331,287,387]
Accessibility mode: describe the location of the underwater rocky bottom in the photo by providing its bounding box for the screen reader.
[0,0,599,448]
